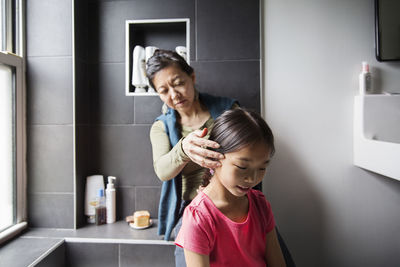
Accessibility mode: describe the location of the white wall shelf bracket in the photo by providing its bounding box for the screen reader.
[353,95,400,181]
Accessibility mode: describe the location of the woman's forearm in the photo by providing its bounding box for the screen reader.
[153,138,189,181]
[150,121,190,181]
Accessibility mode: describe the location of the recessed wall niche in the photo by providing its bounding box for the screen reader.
[125,18,190,96]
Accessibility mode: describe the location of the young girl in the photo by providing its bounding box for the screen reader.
[175,108,286,267]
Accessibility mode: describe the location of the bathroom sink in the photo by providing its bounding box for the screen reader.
[354,94,400,180]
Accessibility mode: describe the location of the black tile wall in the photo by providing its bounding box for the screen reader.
[26,0,72,57]
[120,244,175,267]
[27,0,74,228]
[75,0,91,228]
[90,63,134,124]
[74,0,89,61]
[135,187,162,218]
[27,57,73,125]
[64,242,175,267]
[75,59,91,125]
[117,187,136,220]
[196,0,260,60]
[87,0,195,63]
[35,243,66,267]
[111,185,162,220]
[27,125,74,193]
[191,60,261,111]
[76,0,260,226]
[90,125,160,187]
[75,125,92,227]
[66,243,119,267]
[27,0,260,229]
[134,96,163,124]
[28,193,74,228]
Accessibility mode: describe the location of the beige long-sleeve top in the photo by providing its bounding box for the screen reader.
[150,117,214,201]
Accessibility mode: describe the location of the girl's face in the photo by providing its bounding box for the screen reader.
[152,65,196,112]
[214,142,272,198]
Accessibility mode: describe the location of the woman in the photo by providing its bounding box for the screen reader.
[147,49,238,266]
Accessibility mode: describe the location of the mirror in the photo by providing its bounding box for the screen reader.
[375,0,400,61]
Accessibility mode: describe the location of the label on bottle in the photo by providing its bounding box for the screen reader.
[106,191,116,223]
[359,72,372,95]
[95,206,107,225]
[365,74,372,93]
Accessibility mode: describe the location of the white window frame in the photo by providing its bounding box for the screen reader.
[0,0,27,244]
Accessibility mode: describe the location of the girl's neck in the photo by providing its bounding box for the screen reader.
[204,177,245,204]
[203,176,249,223]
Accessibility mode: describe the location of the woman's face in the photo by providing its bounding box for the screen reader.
[214,142,271,198]
[152,65,196,112]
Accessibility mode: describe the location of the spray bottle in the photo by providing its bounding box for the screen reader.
[359,61,372,95]
[106,176,116,223]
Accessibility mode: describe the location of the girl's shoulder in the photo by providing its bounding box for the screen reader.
[248,189,272,214]
[185,192,219,221]
[182,192,217,233]
[249,188,267,202]
[176,192,217,255]
[248,189,275,232]
[187,191,214,213]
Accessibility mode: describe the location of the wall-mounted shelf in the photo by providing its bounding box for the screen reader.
[125,18,190,96]
[353,94,400,180]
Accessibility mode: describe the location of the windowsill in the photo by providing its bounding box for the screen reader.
[0,219,173,266]
[0,222,27,244]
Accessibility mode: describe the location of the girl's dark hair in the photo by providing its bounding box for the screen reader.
[146,49,194,89]
[203,108,275,186]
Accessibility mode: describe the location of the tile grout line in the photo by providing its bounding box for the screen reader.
[195,0,197,61]
[118,243,121,267]
[134,186,137,211]
[28,192,74,195]
[27,55,73,59]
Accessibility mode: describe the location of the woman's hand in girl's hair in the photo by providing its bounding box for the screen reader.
[182,128,224,169]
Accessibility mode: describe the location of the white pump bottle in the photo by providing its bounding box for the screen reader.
[106,176,116,223]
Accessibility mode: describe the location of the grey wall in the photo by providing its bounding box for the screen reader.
[27,0,261,228]
[27,0,74,228]
[263,0,400,266]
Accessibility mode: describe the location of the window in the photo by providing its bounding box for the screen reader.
[0,0,26,244]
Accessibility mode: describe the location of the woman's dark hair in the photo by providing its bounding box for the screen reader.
[203,108,275,186]
[146,49,194,89]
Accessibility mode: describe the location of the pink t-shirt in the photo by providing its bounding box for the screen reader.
[175,189,275,267]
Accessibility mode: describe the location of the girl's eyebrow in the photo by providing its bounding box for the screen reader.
[237,157,270,164]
